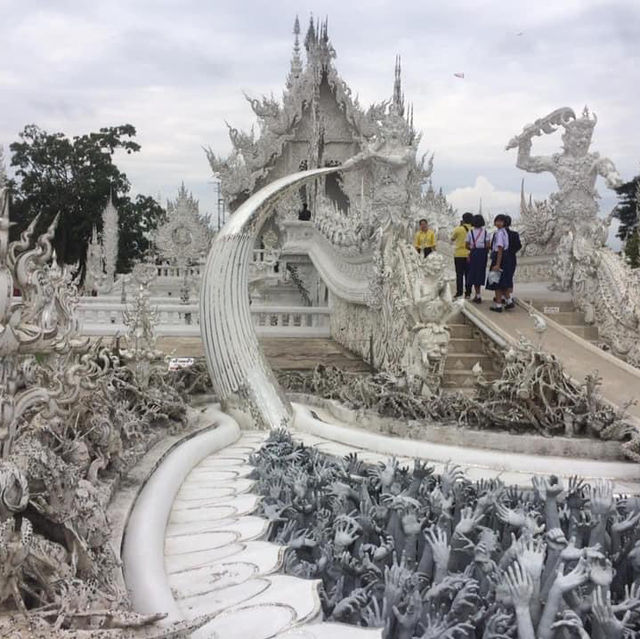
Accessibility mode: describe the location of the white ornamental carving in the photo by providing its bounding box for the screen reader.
[155,184,210,303]
[507,106,621,280]
[510,108,640,367]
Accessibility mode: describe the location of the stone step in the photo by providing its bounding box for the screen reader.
[444,353,492,371]
[448,323,474,339]
[566,324,599,340]
[448,338,477,353]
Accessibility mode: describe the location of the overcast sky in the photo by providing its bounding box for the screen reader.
[1,0,638,232]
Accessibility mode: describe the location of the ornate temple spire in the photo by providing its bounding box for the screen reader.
[101,190,119,280]
[287,15,303,88]
[304,15,316,51]
[304,14,335,69]
[391,55,405,116]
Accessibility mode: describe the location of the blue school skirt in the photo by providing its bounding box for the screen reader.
[467,248,488,286]
[486,251,514,289]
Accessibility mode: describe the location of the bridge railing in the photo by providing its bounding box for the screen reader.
[75,300,330,337]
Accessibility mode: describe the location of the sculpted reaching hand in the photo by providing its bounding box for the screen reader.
[592,586,627,639]
[424,525,451,584]
[392,589,422,639]
[333,515,361,553]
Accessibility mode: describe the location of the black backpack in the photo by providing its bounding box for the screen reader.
[508,229,522,254]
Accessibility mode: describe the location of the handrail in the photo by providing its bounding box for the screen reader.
[516,298,640,381]
[460,302,510,349]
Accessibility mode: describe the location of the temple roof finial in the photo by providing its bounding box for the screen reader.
[287,15,303,87]
[392,55,405,116]
[304,14,316,51]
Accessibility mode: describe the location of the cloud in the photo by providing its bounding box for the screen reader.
[1,0,638,219]
[446,176,525,215]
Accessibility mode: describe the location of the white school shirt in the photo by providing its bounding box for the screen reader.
[492,227,509,251]
[466,228,489,249]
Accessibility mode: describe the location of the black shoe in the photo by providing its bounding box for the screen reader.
[454,293,463,299]
[472,297,482,304]
[505,301,515,310]
[490,305,503,313]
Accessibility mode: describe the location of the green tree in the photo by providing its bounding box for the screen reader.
[613,174,639,240]
[625,227,640,268]
[117,194,166,273]
[622,183,640,268]
[8,124,164,273]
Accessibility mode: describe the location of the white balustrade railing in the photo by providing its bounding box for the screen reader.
[154,264,202,278]
[75,300,330,337]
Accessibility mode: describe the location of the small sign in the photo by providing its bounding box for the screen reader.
[168,357,195,371]
[543,306,560,314]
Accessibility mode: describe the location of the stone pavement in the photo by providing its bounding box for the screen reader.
[466,297,640,422]
[164,430,380,638]
[157,337,370,372]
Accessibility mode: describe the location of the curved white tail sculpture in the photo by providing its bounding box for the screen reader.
[200,167,340,429]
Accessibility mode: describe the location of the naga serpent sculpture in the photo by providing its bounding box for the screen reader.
[200,166,342,429]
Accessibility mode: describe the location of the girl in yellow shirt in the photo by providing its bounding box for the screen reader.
[413,219,436,257]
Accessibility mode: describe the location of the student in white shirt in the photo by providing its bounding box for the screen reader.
[486,214,513,313]
[465,214,490,303]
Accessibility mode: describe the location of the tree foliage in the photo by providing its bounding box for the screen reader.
[625,227,640,268]
[8,124,165,273]
[613,173,639,240]
[117,194,166,273]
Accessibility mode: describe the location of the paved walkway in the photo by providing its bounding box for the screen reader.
[466,299,640,422]
[164,430,379,638]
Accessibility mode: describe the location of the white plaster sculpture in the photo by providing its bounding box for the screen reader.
[509,108,640,366]
[101,192,119,281]
[84,194,120,295]
[155,184,210,303]
[204,19,456,395]
[0,187,197,633]
[517,181,557,257]
[84,225,111,294]
[206,19,443,252]
[0,187,83,455]
[200,166,341,430]
[121,262,163,389]
[507,106,621,273]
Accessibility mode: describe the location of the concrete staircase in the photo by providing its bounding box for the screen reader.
[528,300,599,342]
[443,318,497,389]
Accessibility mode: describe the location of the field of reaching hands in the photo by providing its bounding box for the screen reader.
[252,430,640,639]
